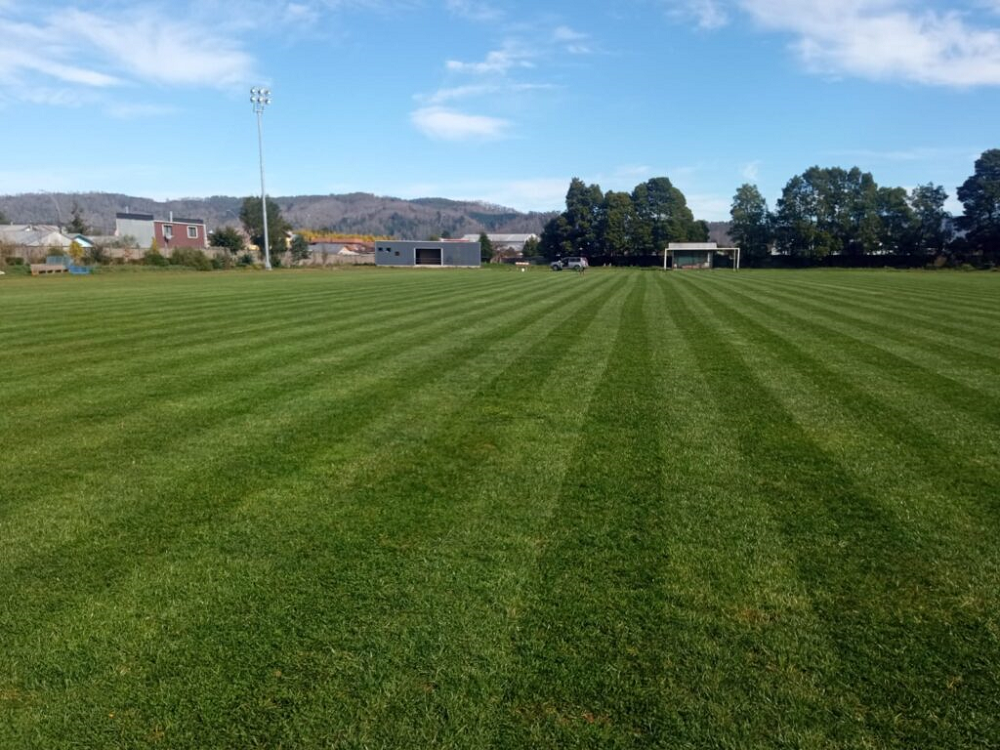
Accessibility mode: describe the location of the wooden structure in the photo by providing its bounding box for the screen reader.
[30,264,68,276]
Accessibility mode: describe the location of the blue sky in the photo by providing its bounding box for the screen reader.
[2,0,999,220]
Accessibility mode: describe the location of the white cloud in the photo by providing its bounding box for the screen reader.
[0,6,255,103]
[553,25,587,42]
[551,25,594,54]
[12,54,121,87]
[825,146,967,162]
[446,45,535,74]
[419,83,496,104]
[57,9,253,87]
[418,81,555,105]
[738,0,1000,87]
[614,165,653,180]
[666,0,730,29]
[105,102,180,119]
[492,178,572,209]
[16,86,99,108]
[445,0,502,22]
[284,2,321,24]
[411,106,510,140]
[742,160,761,180]
[686,193,732,220]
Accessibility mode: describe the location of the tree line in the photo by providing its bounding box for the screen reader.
[730,171,952,266]
[539,177,709,259]
[542,150,1000,267]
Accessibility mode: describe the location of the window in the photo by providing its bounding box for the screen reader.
[163,224,173,239]
[187,226,198,239]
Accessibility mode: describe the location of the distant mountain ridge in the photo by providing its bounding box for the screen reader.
[0,191,559,239]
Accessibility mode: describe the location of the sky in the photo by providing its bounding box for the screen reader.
[2,0,1000,220]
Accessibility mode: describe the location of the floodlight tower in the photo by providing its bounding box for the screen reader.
[250,87,273,270]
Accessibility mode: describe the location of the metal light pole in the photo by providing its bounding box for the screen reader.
[250,87,272,270]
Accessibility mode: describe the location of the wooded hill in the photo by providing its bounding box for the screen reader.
[0,192,558,239]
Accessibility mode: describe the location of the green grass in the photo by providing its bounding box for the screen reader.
[1,267,998,748]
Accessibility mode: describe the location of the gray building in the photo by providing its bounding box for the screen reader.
[114,212,156,249]
[375,240,480,268]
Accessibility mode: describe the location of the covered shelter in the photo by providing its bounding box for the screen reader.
[665,242,741,270]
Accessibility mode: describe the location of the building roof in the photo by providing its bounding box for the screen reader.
[0,224,74,247]
[667,242,717,251]
[115,213,205,225]
[461,233,538,243]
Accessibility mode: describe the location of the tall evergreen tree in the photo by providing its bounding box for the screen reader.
[631,177,702,253]
[774,166,884,259]
[847,168,881,257]
[539,214,573,260]
[908,183,951,255]
[289,234,311,262]
[542,176,705,258]
[478,232,494,262]
[564,178,604,255]
[774,175,820,258]
[875,187,913,254]
[729,184,772,266]
[240,197,290,256]
[598,192,638,256]
[956,149,1000,263]
[67,202,88,235]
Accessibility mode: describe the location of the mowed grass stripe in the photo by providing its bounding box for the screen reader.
[6,270,608,628]
[0,269,461,338]
[682,275,1000,679]
[667,274,1000,747]
[0,271,505,385]
[0,272,571,530]
[1,275,629,748]
[696,273,1000,421]
[3,269,998,748]
[750,272,1000,341]
[769,272,1000,320]
[0,273,511,391]
[718,273,1000,372]
[0,273,621,625]
[0,271,560,435]
[0,273,617,579]
[733,275,1000,367]
[1,272,561,451]
[499,275,683,747]
[651,273,879,747]
[684,275,1000,526]
[156,273,634,748]
[684,273,1000,571]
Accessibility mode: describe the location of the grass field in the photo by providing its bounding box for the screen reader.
[1,267,998,748]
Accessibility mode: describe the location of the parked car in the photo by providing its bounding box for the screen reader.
[551,256,588,272]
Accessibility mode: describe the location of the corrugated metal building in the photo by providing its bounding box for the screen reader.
[375,240,480,268]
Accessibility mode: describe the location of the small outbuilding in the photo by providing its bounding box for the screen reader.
[375,240,480,268]
[665,242,741,270]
